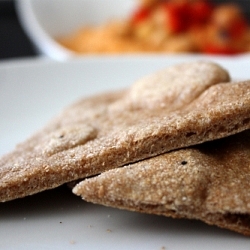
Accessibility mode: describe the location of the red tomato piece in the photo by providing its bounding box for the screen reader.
[203,44,242,55]
[190,1,213,25]
[229,19,248,39]
[131,7,151,25]
[161,2,190,33]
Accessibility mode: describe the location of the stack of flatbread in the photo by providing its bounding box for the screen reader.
[0,61,250,236]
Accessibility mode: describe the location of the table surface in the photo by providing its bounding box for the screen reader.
[0,0,37,60]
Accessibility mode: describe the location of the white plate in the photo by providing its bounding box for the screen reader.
[0,56,249,249]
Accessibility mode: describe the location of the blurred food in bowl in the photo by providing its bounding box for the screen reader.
[16,0,250,59]
[193,3,250,54]
[58,0,250,55]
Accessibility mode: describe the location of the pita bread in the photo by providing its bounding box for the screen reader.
[73,130,250,236]
[0,61,250,202]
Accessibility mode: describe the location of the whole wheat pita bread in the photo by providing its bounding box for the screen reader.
[0,61,250,202]
[73,130,250,236]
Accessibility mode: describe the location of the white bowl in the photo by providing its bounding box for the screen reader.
[16,0,250,61]
[16,0,136,60]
